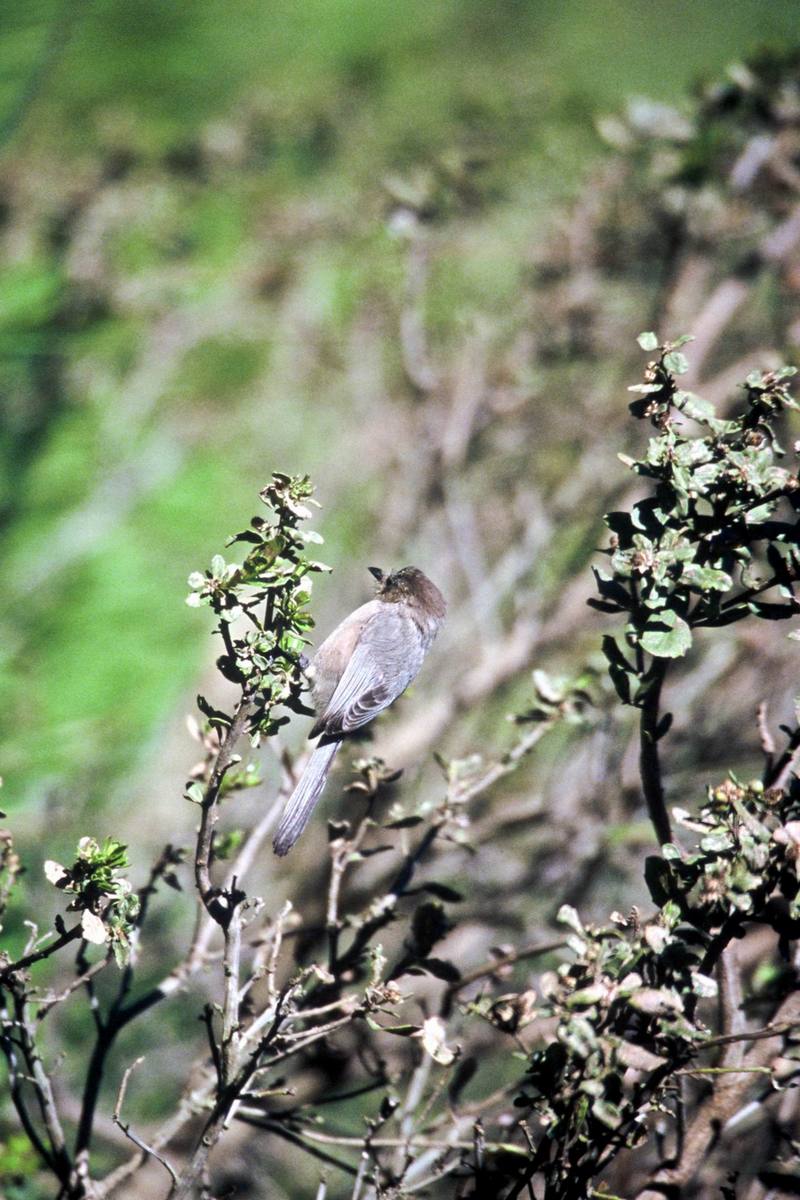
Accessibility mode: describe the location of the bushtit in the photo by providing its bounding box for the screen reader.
[272,566,446,856]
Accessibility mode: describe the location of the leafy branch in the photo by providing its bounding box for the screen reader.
[594,334,800,846]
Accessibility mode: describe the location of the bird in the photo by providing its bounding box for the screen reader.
[272,566,446,856]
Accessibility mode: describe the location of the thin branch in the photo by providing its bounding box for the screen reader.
[637,988,800,1199]
[444,938,566,998]
[757,699,776,784]
[0,923,83,981]
[243,1121,516,1153]
[255,1012,357,1067]
[112,1057,178,1193]
[5,980,72,1186]
[34,952,111,1021]
[0,996,58,1175]
[220,897,244,1094]
[763,722,800,789]
[237,1113,359,1177]
[701,1018,800,1052]
[265,900,293,1004]
[117,786,288,1029]
[638,659,671,846]
[194,699,251,918]
[453,719,557,807]
[327,810,374,972]
[201,1004,223,1086]
[95,1071,216,1198]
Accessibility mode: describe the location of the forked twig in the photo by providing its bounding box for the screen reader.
[112,1057,178,1193]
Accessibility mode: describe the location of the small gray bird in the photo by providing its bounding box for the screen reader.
[273,566,446,856]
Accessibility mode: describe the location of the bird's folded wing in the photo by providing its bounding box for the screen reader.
[312,609,423,739]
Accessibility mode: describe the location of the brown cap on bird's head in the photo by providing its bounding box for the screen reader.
[368,565,446,618]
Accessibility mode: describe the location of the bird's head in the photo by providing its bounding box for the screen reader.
[368,566,446,618]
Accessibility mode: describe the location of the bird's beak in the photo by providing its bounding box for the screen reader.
[368,566,385,583]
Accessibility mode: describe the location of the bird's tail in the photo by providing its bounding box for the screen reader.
[272,739,341,856]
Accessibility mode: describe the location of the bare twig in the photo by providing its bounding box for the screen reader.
[700,1019,800,1052]
[112,1057,178,1193]
[763,722,800,790]
[445,938,565,998]
[0,994,61,1176]
[96,1071,216,1198]
[34,953,111,1021]
[0,922,83,981]
[2,980,72,1186]
[237,1113,360,1177]
[194,699,251,918]
[638,660,671,847]
[756,699,775,779]
[327,810,374,971]
[220,898,243,1086]
[452,719,558,807]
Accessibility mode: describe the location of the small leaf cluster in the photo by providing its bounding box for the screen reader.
[594,336,799,700]
[44,837,139,964]
[513,668,599,726]
[515,772,800,1193]
[186,472,329,740]
[516,901,707,1150]
[647,776,800,928]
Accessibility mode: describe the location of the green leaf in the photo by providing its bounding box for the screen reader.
[699,829,734,853]
[637,331,659,351]
[557,904,584,935]
[602,635,633,705]
[674,390,715,422]
[656,711,673,740]
[592,568,631,607]
[640,610,692,659]
[365,1019,419,1036]
[628,987,682,1015]
[592,1098,622,1129]
[692,972,718,998]
[587,598,622,614]
[184,782,205,805]
[567,984,606,1008]
[420,881,464,902]
[419,957,461,982]
[226,529,262,545]
[644,856,673,906]
[663,351,689,375]
[682,564,733,592]
[196,695,232,727]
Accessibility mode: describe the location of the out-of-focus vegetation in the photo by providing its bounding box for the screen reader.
[2,0,799,815]
[2,4,800,1199]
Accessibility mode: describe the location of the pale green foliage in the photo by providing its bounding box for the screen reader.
[43,837,139,966]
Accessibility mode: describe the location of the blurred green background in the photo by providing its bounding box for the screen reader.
[4,4,800,1196]
[1,0,798,829]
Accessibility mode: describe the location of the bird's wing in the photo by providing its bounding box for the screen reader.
[312,608,423,739]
